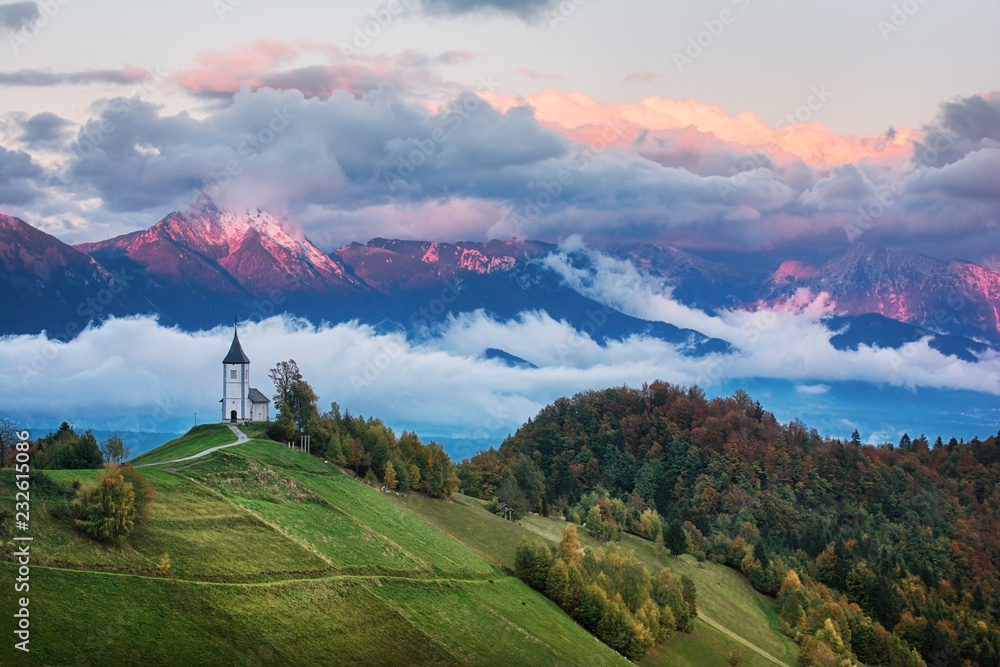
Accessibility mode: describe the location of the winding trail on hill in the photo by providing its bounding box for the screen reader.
[136,424,248,467]
[696,612,791,667]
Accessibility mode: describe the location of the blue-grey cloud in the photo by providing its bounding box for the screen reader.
[8,79,996,263]
[420,0,558,20]
[0,68,152,86]
[58,85,799,249]
[18,112,71,144]
[913,94,1000,168]
[936,95,1000,146]
[797,164,873,211]
[0,144,43,205]
[64,87,570,216]
[0,1,37,32]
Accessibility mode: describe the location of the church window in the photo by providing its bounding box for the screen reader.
[230,369,237,379]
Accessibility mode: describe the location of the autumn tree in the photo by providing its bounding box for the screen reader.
[72,464,136,543]
[406,461,421,490]
[282,378,319,435]
[634,508,663,542]
[118,464,155,523]
[545,559,571,608]
[585,504,609,540]
[557,524,584,565]
[384,460,398,490]
[814,544,838,586]
[457,448,508,499]
[268,359,302,406]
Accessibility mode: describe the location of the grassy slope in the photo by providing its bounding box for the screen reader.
[647,618,779,667]
[0,430,627,666]
[130,424,236,465]
[388,491,799,667]
[392,492,530,569]
[5,565,620,667]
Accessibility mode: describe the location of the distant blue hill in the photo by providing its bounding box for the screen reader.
[826,314,989,362]
[483,348,538,369]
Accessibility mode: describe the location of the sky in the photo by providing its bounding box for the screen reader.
[0,0,998,264]
[2,0,1000,450]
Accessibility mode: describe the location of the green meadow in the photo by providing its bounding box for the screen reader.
[0,427,796,665]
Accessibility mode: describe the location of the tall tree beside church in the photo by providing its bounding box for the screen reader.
[282,378,319,435]
[268,359,302,407]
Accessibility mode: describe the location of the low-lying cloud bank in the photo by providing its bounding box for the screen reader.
[3,270,999,454]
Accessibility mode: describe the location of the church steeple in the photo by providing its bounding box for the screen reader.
[223,316,250,364]
[221,317,269,424]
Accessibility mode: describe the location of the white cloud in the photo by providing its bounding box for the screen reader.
[3,278,1000,459]
[795,383,831,395]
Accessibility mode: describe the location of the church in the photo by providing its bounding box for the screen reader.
[221,320,270,423]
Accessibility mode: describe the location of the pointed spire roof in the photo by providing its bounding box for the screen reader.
[223,317,251,364]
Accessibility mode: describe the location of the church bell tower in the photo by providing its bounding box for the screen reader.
[222,317,251,423]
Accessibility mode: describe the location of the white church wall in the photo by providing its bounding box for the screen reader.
[222,362,250,421]
[251,402,268,422]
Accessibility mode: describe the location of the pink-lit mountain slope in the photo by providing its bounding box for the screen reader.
[333,238,552,292]
[77,200,361,299]
[6,201,1000,354]
[0,214,155,336]
[763,243,1000,341]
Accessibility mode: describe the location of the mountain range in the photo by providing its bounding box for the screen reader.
[3,201,1000,362]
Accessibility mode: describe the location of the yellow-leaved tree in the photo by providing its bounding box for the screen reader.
[72,464,136,543]
[384,460,398,490]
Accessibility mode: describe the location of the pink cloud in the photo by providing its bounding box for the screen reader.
[482,89,917,168]
[174,40,301,93]
[173,41,460,101]
[172,44,917,174]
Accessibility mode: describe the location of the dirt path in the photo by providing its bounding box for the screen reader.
[136,424,248,467]
[697,611,792,667]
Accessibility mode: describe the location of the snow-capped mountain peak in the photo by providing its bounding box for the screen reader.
[75,200,360,300]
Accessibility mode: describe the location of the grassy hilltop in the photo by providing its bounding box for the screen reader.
[1,424,794,666]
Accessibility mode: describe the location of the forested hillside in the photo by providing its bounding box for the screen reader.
[458,382,1000,666]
